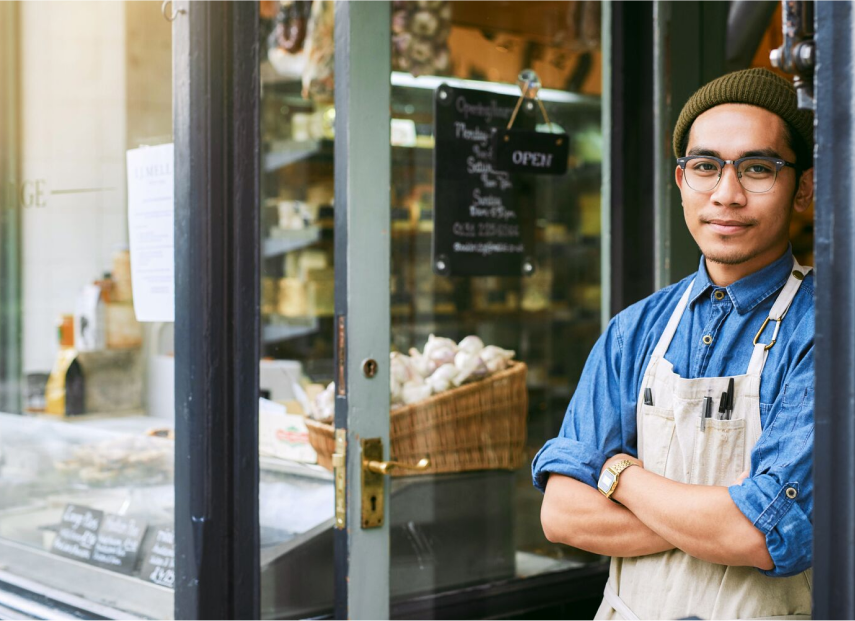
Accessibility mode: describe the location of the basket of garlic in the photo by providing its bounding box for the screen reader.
[305,335,527,476]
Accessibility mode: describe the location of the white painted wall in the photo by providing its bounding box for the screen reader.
[21,1,128,373]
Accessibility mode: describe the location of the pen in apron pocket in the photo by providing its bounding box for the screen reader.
[725,377,735,420]
[644,387,654,406]
[701,395,712,431]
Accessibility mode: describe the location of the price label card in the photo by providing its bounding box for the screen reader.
[139,526,175,588]
[90,513,148,575]
[51,504,103,563]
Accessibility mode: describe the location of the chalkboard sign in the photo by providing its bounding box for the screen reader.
[91,513,148,575]
[51,504,103,563]
[433,84,537,277]
[139,526,175,588]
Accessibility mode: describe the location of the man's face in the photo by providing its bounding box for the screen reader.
[676,103,813,268]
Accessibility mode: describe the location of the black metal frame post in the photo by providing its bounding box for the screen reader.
[608,0,656,314]
[813,1,855,618]
[173,1,261,618]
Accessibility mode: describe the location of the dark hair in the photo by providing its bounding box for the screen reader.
[679,117,813,178]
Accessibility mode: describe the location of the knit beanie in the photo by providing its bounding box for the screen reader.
[672,68,814,160]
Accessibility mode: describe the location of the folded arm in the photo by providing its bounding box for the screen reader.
[541,472,675,557]
[609,457,773,570]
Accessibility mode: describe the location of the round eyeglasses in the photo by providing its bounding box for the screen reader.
[676,155,797,193]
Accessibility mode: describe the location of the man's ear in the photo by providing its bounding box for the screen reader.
[675,165,684,191]
[793,168,814,213]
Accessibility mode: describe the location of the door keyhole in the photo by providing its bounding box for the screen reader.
[370,495,377,512]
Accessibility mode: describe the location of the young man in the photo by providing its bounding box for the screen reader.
[533,68,815,619]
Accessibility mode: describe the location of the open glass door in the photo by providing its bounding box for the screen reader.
[256,2,607,618]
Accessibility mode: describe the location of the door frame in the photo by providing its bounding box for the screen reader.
[332,2,393,618]
[173,1,261,618]
[813,1,855,617]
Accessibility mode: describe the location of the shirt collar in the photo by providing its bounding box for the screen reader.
[688,246,795,314]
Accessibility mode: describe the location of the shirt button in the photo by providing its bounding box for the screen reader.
[714,290,726,300]
[702,335,713,345]
[786,487,798,499]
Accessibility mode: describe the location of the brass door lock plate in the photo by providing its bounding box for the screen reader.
[361,438,385,529]
[361,438,430,529]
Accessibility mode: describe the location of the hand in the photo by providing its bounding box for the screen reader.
[732,469,750,486]
[600,453,643,478]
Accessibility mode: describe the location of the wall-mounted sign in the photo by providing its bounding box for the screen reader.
[126,143,175,322]
[432,84,537,277]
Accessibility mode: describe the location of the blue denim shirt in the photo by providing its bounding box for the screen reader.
[532,249,814,577]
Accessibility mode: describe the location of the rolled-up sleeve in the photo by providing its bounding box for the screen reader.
[729,358,814,577]
[532,315,626,492]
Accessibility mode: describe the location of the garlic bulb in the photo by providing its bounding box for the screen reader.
[457,335,485,355]
[423,334,458,358]
[311,381,335,422]
[427,345,456,374]
[402,381,433,405]
[453,351,488,386]
[427,363,459,393]
[390,351,412,385]
[408,347,432,378]
[391,381,404,406]
[480,345,516,373]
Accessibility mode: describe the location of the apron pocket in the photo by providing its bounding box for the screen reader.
[690,417,746,486]
[640,405,675,477]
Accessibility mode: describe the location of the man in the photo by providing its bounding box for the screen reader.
[533,68,815,619]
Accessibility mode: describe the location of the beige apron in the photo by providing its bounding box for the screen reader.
[595,259,813,620]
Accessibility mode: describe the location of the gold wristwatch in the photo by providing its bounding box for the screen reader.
[597,459,637,499]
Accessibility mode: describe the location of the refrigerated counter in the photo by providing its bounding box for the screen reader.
[0,413,516,619]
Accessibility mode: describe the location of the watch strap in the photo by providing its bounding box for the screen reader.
[609,459,636,477]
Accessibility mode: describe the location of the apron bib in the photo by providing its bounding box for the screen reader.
[595,259,813,620]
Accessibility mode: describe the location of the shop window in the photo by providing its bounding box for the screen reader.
[0,3,175,618]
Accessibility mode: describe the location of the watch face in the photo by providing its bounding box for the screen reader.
[598,471,616,493]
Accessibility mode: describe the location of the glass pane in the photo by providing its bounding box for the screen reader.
[258,0,337,618]
[0,2,174,617]
[387,0,606,609]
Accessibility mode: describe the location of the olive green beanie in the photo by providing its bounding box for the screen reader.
[672,67,814,159]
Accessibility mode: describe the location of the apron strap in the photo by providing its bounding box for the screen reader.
[746,259,812,377]
[639,279,694,460]
[603,582,640,621]
[651,279,696,360]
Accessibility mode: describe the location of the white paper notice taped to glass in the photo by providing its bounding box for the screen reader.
[126,143,175,322]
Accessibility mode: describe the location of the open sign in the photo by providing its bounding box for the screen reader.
[492,128,569,176]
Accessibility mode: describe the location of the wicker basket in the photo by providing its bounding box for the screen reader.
[305,362,528,476]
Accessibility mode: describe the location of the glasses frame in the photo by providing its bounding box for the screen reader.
[676,155,798,193]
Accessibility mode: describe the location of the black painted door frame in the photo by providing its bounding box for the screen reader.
[173,2,261,619]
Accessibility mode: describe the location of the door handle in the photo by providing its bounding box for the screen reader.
[364,457,430,475]
[361,437,430,529]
